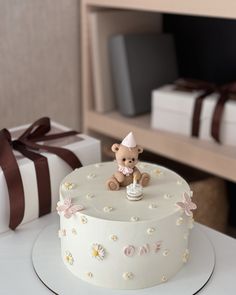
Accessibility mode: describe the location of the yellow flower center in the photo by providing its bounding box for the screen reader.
[92,249,99,257]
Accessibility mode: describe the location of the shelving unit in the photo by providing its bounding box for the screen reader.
[81,0,236,182]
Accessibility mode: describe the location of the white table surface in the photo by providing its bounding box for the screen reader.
[0,213,235,295]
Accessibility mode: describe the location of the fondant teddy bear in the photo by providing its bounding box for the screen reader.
[106,132,150,191]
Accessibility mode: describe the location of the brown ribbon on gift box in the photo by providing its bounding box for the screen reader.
[0,117,82,230]
[175,79,236,143]
[211,82,236,143]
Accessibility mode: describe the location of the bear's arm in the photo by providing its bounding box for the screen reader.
[114,171,125,183]
[133,167,142,180]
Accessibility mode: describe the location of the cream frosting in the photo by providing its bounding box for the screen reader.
[58,161,194,289]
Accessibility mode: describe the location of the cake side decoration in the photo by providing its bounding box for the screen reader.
[65,251,74,265]
[147,227,156,235]
[58,229,66,238]
[176,217,184,226]
[86,272,93,278]
[56,197,84,219]
[72,228,77,235]
[176,192,197,217]
[130,216,139,222]
[161,275,167,282]
[81,215,88,224]
[138,244,150,256]
[123,245,135,257]
[106,132,150,191]
[58,161,194,289]
[62,182,76,190]
[91,244,106,261]
[110,234,118,241]
[163,249,170,256]
[103,206,113,212]
[153,241,162,253]
[149,203,158,209]
[183,249,190,263]
[123,272,134,280]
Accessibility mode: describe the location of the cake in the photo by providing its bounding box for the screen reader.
[57,134,196,289]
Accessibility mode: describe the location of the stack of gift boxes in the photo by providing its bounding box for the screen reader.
[151,79,236,232]
[0,117,101,233]
[151,79,236,147]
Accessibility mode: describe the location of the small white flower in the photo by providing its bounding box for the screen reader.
[161,275,167,282]
[183,249,190,263]
[177,180,183,185]
[58,229,66,238]
[103,206,113,212]
[91,244,106,261]
[148,203,158,209]
[86,272,93,278]
[62,182,75,190]
[147,227,155,235]
[164,193,172,199]
[123,272,134,280]
[110,234,118,241]
[87,173,96,180]
[176,217,184,226]
[65,251,74,265]
[81,215,88,224]
[86,193,94,199]
[130,216,139,222]
[72,228,77,235]
[163,249,170,256]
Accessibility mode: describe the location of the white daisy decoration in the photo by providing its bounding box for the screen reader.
[91,243,106,261]
[65,251,74,265]
[183,249,190,263]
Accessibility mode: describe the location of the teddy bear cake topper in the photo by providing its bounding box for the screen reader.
[106,132,150,200]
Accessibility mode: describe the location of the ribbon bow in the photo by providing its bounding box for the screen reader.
[175,79,236,143]
[0,117,82,230]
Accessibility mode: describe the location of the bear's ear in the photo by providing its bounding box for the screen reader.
[111,143,120,153]
[137,145,143,154]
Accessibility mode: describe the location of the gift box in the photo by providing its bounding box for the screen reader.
[151,82,236,147]
[0,118,101,233]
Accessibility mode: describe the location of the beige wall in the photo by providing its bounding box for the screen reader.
[0,0,81,130]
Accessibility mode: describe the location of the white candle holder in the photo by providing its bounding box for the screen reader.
[126,176,143,201]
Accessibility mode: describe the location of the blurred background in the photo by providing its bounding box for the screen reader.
[0,0,81,130]
[0,1,236,237]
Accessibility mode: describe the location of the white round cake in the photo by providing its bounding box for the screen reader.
[57,161,196,289]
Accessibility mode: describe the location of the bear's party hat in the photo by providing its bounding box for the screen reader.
[121,132,136,148]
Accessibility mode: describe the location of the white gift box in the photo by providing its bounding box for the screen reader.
[0,121,101,233]
[151,84,236,146]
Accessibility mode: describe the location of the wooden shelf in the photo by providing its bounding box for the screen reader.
[87,110,236,182]
[81,0,236,182]
[84,0,236,20]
